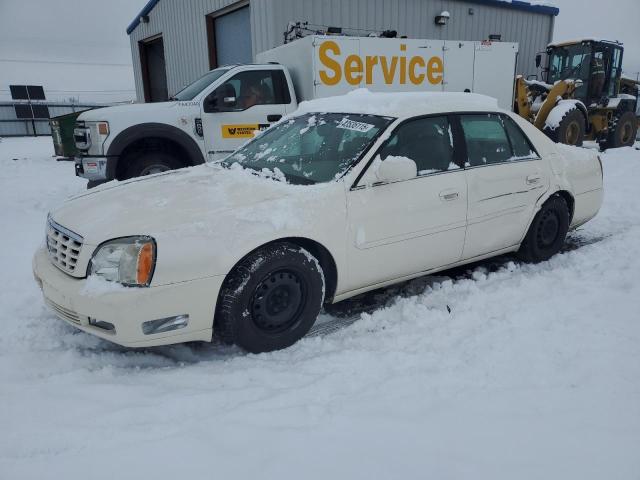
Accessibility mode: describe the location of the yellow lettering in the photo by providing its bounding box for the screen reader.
[380,56,398,84]
[409,56,426,84]
[345,54,363,85]
[399,45,407,84]
[427,56,443,85]
[319,41,342,85]
[365,56,378,84]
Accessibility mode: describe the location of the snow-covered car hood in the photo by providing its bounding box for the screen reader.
[49,165,310,246]
[78,101,186,122]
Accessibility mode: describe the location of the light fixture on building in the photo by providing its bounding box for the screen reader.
[140,14,149,23]
[435,11,450,26]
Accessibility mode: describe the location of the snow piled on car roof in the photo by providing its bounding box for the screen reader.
[293,89,500,118]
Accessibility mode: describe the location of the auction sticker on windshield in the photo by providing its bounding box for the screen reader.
[336,118,375,133]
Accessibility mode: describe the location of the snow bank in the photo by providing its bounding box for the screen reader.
[1,138,640,480]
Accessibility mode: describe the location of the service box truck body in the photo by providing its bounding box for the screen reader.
[257,35,519,109]
[73,35,519,184]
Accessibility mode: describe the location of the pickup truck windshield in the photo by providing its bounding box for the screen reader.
[172,68,230,101]
[223,113,393,184]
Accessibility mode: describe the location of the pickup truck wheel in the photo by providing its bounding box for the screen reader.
[215,243,325,353]
[518,195,570,263]
[124,152,181,179]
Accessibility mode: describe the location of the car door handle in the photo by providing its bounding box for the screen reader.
[439,190,459,201]
[526,175,541,185]
[267,114,282,122]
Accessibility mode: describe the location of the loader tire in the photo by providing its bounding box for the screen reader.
[543,108,585,147]
[601,111,638,150]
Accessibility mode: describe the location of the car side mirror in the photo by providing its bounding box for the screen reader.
[223,96,236,107]
[535,53,542,68]
[376,156,417,183]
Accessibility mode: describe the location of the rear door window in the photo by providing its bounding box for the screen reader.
[460,114,512,166]
[460,114,539,166]
[501,115,539,159]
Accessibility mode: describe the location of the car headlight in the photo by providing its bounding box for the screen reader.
[89,237,156,287]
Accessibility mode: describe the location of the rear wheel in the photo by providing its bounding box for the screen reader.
[214,242,325,353]
[518,195,570,263]
[124,152,182,179]
[543,108,585,146]
[601,111,638,150]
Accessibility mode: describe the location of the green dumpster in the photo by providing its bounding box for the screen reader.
[49,110,91,158]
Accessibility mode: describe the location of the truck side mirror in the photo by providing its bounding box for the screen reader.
[535,53,542,68]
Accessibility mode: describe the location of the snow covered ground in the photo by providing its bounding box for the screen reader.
[1,136,639,479]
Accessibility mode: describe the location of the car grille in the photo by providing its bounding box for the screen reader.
[45,298,81,325]
[46,217,84,274]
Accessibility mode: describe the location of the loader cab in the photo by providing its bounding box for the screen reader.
[545,40,624,106]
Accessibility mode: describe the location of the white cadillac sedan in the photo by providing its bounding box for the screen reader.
[33,91,603,353]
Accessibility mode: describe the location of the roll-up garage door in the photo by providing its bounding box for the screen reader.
[215,6,252,66]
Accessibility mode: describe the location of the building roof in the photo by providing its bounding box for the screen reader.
[126,0,559,36]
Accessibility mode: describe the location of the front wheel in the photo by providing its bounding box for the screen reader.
[124,152,182,179]
[518,195,570,263]
[215,242,325,353]
[543,108,585,147]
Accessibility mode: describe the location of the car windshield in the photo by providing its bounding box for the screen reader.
[172,68,230,101]
[222,113,393,185]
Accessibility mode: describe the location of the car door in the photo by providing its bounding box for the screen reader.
[201,68,293,161]
[460,113,549,260]
[345,115,468,292]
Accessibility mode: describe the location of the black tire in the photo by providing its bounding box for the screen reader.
[214,242,325,353]
[543,108,585,147]
[518,195,570,263]
[124,151,182,179]
[601,111,638,150]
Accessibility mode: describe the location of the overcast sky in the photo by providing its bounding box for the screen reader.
[552,0,640,78]
[0,0,638,99]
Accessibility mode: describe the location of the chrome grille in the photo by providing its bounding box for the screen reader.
[46,217,83,274]
[45,298,81,325]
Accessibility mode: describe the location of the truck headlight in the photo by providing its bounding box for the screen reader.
[89,237,156,286]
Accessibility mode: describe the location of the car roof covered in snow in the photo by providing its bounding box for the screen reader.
[293,89,501,119]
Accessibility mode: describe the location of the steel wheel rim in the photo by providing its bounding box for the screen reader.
[538,210,560,247]
[250,269,306,334]
[140,164,171,175]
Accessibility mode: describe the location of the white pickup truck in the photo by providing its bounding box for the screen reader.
[74,35,518,185]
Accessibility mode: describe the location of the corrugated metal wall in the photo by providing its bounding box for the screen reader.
[129,0,554,102]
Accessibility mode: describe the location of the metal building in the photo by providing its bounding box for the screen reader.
[127,0,559,103]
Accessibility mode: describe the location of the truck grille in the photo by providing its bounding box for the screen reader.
[46,217,84,274]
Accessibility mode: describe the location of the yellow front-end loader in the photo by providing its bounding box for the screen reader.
[515,39,639,149]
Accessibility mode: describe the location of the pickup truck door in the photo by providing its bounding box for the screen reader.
[345,115,468,292]
[459,113,549,260]
[201,68,294,161]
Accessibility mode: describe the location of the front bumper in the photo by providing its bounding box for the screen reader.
[33,246,225,348]
[75,156,116,181]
